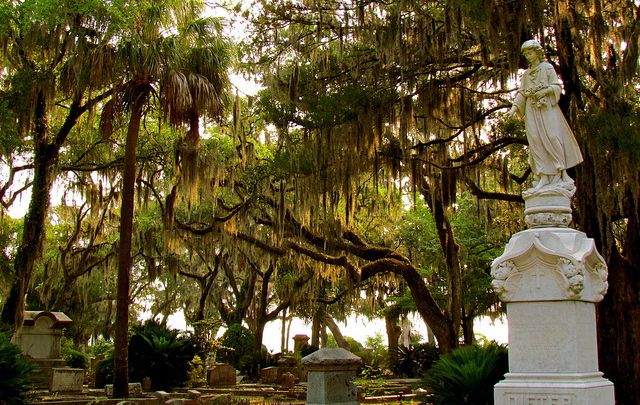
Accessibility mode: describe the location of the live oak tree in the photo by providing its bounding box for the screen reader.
[240,1,640,401]
[0,0,122,334]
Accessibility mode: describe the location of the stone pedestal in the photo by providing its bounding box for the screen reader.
[491,186,615,404]
[302,348,361,405]
[293,334,310,352]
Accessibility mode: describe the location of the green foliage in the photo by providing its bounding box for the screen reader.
[586,102,640,160]
[187,355,206,388]
[218,324,256,374]
[390,343,440,378]
[299,343,319,358]
[87,338,114,359]
[128,320,199,391]
[419,342,508,405]
[94,357,114,389]
[355,333,388,378]
[325,335,364,353]
[0,331,34,405]
[64,348,89,369]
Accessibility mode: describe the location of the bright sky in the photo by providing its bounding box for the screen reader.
[163,310,508,353]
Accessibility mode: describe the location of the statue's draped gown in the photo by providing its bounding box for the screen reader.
[512,61,583,177]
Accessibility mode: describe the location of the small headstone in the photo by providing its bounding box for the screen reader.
[117,402,137,405]
[129,382,143,396]
[259,366,279,384]
[279,371,297,389]
[142,376,152,391]
[165,400,186,404]
[50,368,84,392]
[207,364,236,386]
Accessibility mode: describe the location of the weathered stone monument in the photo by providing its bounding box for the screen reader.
[302,348,361,405]
[493,40,615,404]
[292,334,310,352]
[207,363,237,386]
[13,311,83,391]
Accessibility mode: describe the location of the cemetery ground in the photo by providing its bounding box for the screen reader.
[2,312,508,405]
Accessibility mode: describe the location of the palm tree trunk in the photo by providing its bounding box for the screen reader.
[113,91,146,398]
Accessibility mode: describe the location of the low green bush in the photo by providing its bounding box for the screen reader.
[419,342,508,405]
[218,324,256,374]
[128,320,199,391]
[0,331,34,404]
[390,343,440,377]
[63,348,89,369]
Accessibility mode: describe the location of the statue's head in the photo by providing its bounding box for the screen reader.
[521,40,545,60]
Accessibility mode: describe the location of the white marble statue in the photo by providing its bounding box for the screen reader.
[507,40,583,190]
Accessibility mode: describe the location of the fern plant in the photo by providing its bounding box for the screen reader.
[419,342,508,405]
[0,331,34,405]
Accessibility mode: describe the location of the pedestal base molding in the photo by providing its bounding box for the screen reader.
[495,372,615,405]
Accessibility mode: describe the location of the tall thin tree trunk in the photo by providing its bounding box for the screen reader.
[113,92,146,398]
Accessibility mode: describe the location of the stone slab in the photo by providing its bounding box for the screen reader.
[105,383,143,397]
[50,368,84,392]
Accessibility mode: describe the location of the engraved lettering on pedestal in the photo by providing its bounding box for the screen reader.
[504,393,574,405]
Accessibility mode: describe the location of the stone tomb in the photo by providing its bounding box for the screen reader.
[50,367,84,392]
[302,348,361,405]
[13,311,74,389]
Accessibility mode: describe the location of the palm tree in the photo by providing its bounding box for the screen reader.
[107,1,231,396]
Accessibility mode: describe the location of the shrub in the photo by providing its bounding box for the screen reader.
[356,333,388,377]
[63,348,89,369]
[94,357,113,389]
[128,320,199,391]
[218,324,255,372]
[0,331,34,404]
[419,342,508,405]
[390,343,440,377]
[87,338,113,359]
[187,355,206,388]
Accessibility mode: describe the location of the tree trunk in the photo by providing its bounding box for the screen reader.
[596,247,640,405]
[322,314,349,349]
[311,315,321,347]
[401,265,457,352]
[113,91,146,398]
[281,308,287,352]
[384,309,401,353]
[461,312,474,345]
[1,91,54,335]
